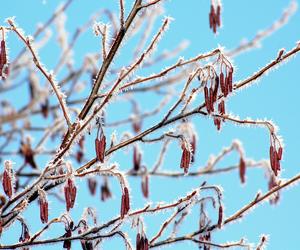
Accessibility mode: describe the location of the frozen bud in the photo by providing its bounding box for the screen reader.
[214,117,221,131]
[2,160,13,198]
[239,157,246,184]
[88,178,97,196]
[120,187,130,218]
[180,142,191,174]
[64,178,77,211]
[95,133,106,163]
[133,146,142,171]
[39,190,49,224]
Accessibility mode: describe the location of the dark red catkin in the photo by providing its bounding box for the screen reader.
[180,142,191,174]
[0,32,8,79]
[191,134,196,163]
[120,187,130,218]
[269,144,282,176]
[216,5,221,27]
[214,117,221,131]
[141,174,149,198]
[64,178,77,211]
[217,205,223,229]
[228,69,233,93]
[218,100,225,115]
[137,233,149,250]
[87,178,97,196]
[133,146,142,171]
[95,133,106,163]
[204,86,210,114]
[2,161,13,198]
[209,86,215,112]
[39,191,49,224]
[239,157,246,184]
[213,75,219,102]
[220,72,225,94]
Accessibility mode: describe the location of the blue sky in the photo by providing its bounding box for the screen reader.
[1,0,300,249]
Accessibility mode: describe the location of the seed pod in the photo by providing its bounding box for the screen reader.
[239,157,246,184]
[95,134,106,163]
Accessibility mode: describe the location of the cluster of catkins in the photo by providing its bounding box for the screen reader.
[203,63,233,130]
[209,1,221,34]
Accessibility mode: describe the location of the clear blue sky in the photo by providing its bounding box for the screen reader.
[1,0,300,249]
